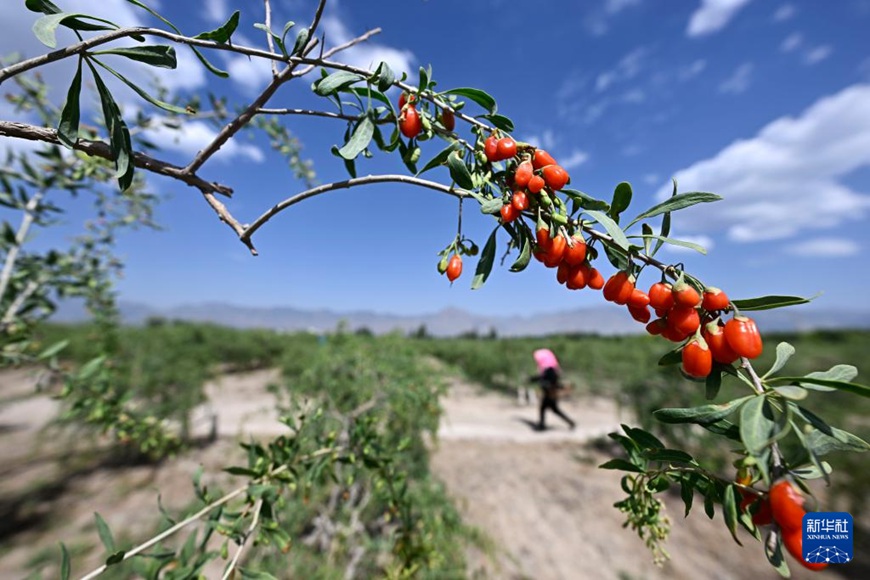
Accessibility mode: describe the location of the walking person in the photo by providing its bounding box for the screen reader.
[529,348,576,431]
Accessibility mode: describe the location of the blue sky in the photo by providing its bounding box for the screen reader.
[2,0,870,318]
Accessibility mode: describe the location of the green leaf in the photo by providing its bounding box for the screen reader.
[705,369,722,400]
[641,448,697,464]
[723,485,743,546]
[509,229,531,272]
[313,71,364,96]
[483,113,514,132]
[654,396,751,425]
[657,348,682,367]
[418,65,430,92]
[471,227,498,290]
[790,419,830,486]
[731,295,812,311]
[87,61,135,190]
[78,355,106,380]
[337,115,374,160]
[641,223,653,255]
[292,28,310,56]
[653,182,675,256]
[626,191,722,229]
[224,466,258,477]
[764,529,790,577]
[60,543,70,580]
[38,339,69,360]
[562,189,609,212]
[805,364,858,384]
[598,458,643,473]
[772,385,808,400]
[26,0,62,15]
[91,45,178,68]
[763,342,795,378]
[443,87,497,114]
[125,0,229,77]
[92,58,189,114]
[627,234,707,254]
[280,20,296,49]
[194,10,240,43]
[700,419,742,442]
[806,429,870,455]
[417,142,460,175]
[739,396,775,455]
[33,13,118,48]
[703,487,716,519]
[792,405,870,452]
[447,151,474,190]
[609,181,632,218]
[770,375,870,398]
[106,551,125,566]
[680,476,695,517]
[57,57,83,149]
[585,210,630,251]
[624,424,665,450]
[371,61,395,92]
[479,197,503,215]
[94,512,115,553]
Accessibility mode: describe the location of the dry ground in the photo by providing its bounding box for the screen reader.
[0,367,850,579]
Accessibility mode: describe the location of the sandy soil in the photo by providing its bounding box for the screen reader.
[0,368,849,579]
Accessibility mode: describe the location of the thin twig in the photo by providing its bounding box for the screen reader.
[221,498,263,580]
[240,175,471,242]
[1,279,40,328]
[202,192,257,255]
[0,121,233,196]
[256,108,367,121]
[0,192,43,303]
[263,0,279,78]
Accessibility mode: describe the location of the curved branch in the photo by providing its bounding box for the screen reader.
[0,121,233,196]
[240,175,471,242]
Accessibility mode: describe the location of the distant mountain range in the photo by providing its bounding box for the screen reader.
[50,299,870,337]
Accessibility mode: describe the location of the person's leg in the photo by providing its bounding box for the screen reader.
[551,400,576,429]
[538,395,548,429]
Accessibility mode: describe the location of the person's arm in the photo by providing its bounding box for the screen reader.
[528,373,541,384]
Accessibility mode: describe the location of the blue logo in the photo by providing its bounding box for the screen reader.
[802,512,853,565]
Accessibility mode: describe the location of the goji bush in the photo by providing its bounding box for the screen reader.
[1,0,868,577]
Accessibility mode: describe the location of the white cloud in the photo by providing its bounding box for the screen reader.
[523,130,557,150]
[780,32,803,53]
[204,0,230,23]
[773,4,796,22]
[687,0,753,37]
[784,238,859,257]
[142,119,265,164]
[719,63,754,95]
[595,47,649,92]
[320,12,414,77]
[622,89,646,103]
[656,84,870,243]
[804,45,833,66]
[585,0,643,36]
[643,173,660,185]
[560,149,590,169]
[679,59,708,81]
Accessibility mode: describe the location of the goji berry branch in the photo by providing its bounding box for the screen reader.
[239,174,472,244]
[0,121,234,196]
[221,497,264,580]
[263,0,279,78]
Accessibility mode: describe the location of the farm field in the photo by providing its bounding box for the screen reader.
[1,324,867,578]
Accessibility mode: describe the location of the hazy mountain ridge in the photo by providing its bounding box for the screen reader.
[51,300,870,337]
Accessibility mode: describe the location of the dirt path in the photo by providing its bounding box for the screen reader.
[429,377,840,580]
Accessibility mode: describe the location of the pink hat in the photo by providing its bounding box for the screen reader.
[533,348,560,373]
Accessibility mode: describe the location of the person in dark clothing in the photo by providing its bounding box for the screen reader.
[529,351,576,431]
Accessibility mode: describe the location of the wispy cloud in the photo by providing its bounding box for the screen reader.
[773,4,797,22]
[783,238,859,257]
[679,59,708,81]
[687,0,754,37]
[719,63,754,94]
[142,119,265,164]
[656,84,870,243]
[320,11,414,77]
[560,149,590,169]
[595,47,649,92]
[780,32,803,52]
[804,45,833,65]
[585,0,643,36]
[523,130,557,150]
[204,0,229,23]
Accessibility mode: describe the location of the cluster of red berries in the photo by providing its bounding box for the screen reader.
[485,139,572,224]
[736,474,828,572]
[398,92,454,139]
